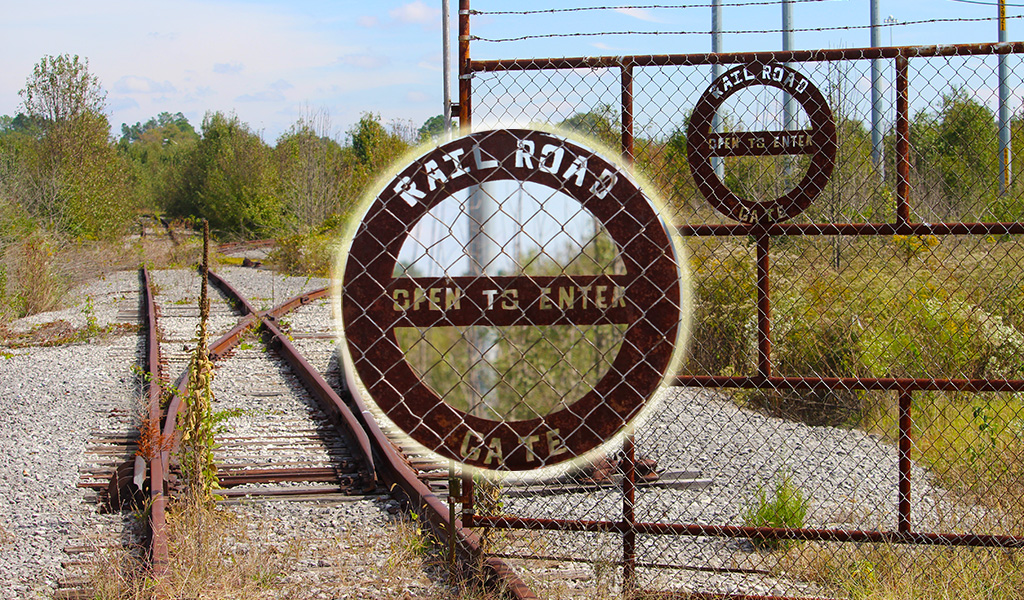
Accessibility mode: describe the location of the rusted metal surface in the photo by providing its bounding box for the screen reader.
[259,312,376,491]
[141,268,169,572]
[755,234,772,379]
[468,41,1024,71]
[341,128,680,471]
[895,55,911,225]
[459,0,472,132]
[673,375,1024,393]
[687,63,836,225]
[461,17,1024,597]
[469,515,1024,548]
[677,221,1024,236]
[620,64,634,163]
[340,366,540,599]
[898,390,913,535]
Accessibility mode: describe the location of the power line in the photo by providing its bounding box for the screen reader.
[473,14,1024,43]
[472,0,839,16]
[949,0,1024,7]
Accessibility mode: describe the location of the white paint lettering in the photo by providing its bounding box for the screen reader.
[423,159,448,191]
[515,139,536,168]
[393,176,425,207]
[538,144,565,174]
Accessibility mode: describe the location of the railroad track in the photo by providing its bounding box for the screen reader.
[60,259,539,598]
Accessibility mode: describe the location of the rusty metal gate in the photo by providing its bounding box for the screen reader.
[343,3,1024,598]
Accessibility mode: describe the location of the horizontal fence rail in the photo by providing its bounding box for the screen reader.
[341,6,1024,598]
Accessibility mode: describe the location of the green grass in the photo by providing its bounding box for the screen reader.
[742,473,809,551]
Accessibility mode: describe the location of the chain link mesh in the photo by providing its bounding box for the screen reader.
[344,45,1024,598]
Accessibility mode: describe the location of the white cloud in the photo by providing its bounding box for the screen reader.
[113,76,176,94]
[614,8,662,23]
[0,0,441,138]
[389,1,438,26]
[269,79,293,92]
[406,90,429,103]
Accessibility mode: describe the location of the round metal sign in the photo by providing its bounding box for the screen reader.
[341,129,682,471]
[687,63,837,224]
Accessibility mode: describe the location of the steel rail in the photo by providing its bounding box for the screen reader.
[339,367,540,599]
[141,268,169,572]
[146,270,533,597]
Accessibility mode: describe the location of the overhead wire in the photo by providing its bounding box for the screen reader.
[472,14,1024,43]
[472,0,840,15]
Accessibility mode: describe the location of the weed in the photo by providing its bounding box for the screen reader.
[389,510,433,568]
[742,473,809,551]
[177,222,221,506]
[9,230,67,317]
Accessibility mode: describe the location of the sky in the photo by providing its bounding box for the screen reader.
[0,0,1019,142]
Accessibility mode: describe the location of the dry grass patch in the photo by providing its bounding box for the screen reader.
[784,541,1024,600]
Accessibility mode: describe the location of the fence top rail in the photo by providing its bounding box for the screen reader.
[468,41,1024,72]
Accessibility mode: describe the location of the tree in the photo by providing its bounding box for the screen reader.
[418,114,446,142]
[2,56,133,239]
[559,105,620,149]
[168,112,282,238]
[910,89,998,219]
[19,54,106,125]
[276,108,350,230]
[120,112,196,145]
[118,112,200,213]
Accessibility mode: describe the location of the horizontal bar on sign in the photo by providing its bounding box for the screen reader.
[470,515,1024,548]
[469,41,1024,72]
[677,222,1024,237]
[673,375,1024,393]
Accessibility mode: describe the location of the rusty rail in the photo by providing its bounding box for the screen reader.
[144,269,535,597]
[141,268,169,571]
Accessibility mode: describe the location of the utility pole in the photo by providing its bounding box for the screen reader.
[870,0,885,177]
[442,0,452,134]
[782,0,797,132]
[712,0,724,179]
[999,0,1012,194]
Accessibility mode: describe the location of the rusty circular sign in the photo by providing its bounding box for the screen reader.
[340,129,682,471]
[687,63,837,224]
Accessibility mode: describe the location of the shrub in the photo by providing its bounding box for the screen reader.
[742,473,809,551]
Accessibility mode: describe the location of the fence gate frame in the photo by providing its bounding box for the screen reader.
[452,2,1024,597]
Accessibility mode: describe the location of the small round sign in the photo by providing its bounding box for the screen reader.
[687,63,837,224]
[340,129,683,471]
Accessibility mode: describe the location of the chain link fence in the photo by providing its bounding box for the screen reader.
[340,24,1024,598]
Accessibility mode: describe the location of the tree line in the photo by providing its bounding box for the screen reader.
[0,54,447,247]
[2,52,1020,282]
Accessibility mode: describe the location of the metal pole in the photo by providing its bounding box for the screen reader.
[896,55,911,225]
[870,0,885,176]
[999,0,1012,194]
[459,0,471,133]
[711,0,724,179]
[443,0,452,134]
[459,0,493,418]
[782,0,797,131]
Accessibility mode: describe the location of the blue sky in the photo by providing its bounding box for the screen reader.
[0,1,1018,142]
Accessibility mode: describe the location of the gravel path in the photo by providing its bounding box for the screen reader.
[0,264,993,599]
[0,271,142,599]
[500,387,994,597]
